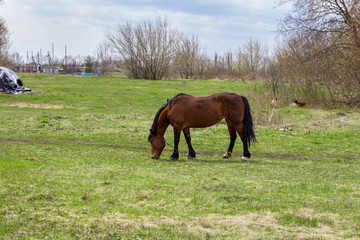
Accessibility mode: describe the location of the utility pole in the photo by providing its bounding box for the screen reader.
[65,45,67,73]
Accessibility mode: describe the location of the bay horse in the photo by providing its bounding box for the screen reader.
[148,92,256,161]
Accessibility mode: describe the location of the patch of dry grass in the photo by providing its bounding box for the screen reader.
[7,102,65,109]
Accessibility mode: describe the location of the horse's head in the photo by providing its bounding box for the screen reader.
[148,129,165,159]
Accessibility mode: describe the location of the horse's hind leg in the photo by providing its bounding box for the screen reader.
[223,121,237,159]
[241,138,251,161]
[183,128,196,159]
[234,123,251,161]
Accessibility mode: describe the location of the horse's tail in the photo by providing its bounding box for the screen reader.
[241,96,256,146]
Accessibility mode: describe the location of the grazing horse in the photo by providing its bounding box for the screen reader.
[148,92,256,161]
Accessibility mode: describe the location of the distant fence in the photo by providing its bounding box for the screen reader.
[11,66,108,75]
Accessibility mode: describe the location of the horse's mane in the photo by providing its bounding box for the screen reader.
[149,93,186,137]
[149,104,167,137]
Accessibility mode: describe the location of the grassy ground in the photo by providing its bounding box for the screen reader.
[0,74,359,239]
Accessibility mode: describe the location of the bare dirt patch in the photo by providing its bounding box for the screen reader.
[0,137,29,144]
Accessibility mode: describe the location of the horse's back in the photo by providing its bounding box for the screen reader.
[172,92,242,104]
[167,92,244,129]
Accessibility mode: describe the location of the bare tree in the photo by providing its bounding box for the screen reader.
[277,0,360,103]
[224,50,234,75]
[236,38,266,80]
[174,35,202,79]
[106,17,179,80]
[95,41,112,75]
[278,0,360,50]
[243,38,265,73]
[210,52,227,78]
[0,0,10,65]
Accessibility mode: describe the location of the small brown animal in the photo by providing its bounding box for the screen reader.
[294,100,306,107]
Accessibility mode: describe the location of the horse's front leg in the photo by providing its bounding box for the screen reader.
[168,128,181,161]
[183,128,196,159]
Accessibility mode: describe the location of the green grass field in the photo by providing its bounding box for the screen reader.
[1,74,359,239]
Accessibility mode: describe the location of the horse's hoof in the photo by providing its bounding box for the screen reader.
[187,155,195,160]
[241,156,247,161]
[222,152,232,159]
[168,157,178,161]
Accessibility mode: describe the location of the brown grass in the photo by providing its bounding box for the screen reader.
[8,102,64,109]
[90,211,356,239]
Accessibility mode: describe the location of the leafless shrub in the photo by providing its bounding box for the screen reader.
[237,38,267,80]
[105,18,179,80]
[94,41,113,75]
[0,7,10,66]
[277,0,360,105]
[174,35,200,79]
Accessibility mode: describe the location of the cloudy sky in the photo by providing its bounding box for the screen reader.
[1,0,290,61]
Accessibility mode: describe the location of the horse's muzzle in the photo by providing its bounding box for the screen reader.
[151,155,160,160]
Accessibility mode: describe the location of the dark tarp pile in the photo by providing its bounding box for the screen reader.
[0,67,31,94]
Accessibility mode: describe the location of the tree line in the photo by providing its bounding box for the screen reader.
[1,0,359,105]
[276,0,360,105]
[100,0,360,105]
[102,18,269,81]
